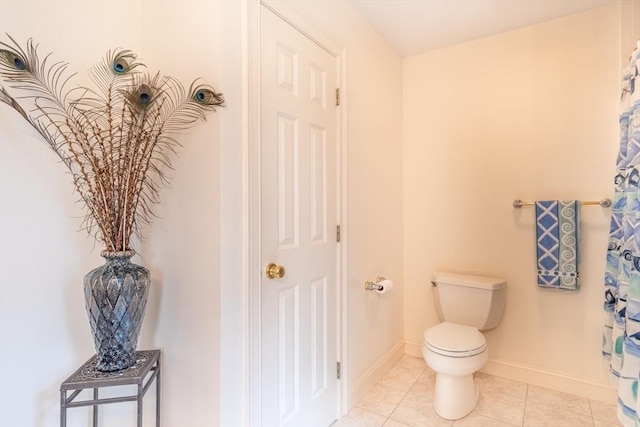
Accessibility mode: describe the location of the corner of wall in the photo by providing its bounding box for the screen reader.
[347,340,405,409]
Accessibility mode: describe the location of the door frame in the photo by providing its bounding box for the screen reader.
[247,1,348,425]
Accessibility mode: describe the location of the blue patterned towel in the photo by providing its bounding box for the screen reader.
[535,200,581,290]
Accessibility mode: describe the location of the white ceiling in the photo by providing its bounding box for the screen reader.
[348,0,617,57]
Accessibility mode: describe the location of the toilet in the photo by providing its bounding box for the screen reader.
[422,272,506,420]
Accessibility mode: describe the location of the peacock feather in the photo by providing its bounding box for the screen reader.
[0,34,225,252]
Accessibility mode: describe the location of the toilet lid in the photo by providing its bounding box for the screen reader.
[424,322,485,354]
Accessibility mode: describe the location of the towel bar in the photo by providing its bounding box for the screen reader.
[513,198,611,208]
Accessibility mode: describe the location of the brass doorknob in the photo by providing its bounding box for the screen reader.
[265,263,286,279]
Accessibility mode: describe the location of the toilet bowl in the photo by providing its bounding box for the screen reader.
[421,272,506,420]
[422,322,488,420]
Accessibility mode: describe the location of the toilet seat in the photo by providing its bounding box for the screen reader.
[424,322,486,357]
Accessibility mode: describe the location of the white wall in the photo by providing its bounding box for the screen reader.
[0,1,223,425]
[403,3,623,399]
[621,0,640,65]
[218,0,249,425]
[141,1,222,425]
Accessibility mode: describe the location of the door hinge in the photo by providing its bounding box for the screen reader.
[336,88,340,106]
[336,225,341,242]
[337,362,341,379]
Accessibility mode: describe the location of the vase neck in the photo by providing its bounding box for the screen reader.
[101,250,136,260]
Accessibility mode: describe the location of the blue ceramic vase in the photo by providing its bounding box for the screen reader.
[84,250,150,371]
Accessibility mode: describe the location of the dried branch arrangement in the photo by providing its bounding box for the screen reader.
[0,35,224,252]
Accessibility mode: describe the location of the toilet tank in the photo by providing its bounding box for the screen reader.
[432,272,506,330]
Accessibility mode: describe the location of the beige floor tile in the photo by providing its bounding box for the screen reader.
[389,393,454,427]
[594,420,624,427]
[379,365,425,392]
[453,412,521,427]
[474,387,526,426]
[590,400,622,425]
[395,354,428,371]
[356,383,407,417]
[475,372,528,400]
[527,385,591,415]
[332,406,387,427]
[524,400,594,427]
[407,370,436,401]
[383,419,413,427]
[336,367,623,427]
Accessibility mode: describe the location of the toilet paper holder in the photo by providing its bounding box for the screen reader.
[364,276,388,291]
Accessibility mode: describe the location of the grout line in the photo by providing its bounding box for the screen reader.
[385,366,411,426]
[521,384,529,426]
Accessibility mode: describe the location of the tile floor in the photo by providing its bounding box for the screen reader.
[333,355,622,427]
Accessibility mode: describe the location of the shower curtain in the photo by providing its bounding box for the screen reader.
[603,40,640,427]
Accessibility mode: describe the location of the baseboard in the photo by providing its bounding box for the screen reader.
[404,341,617,403]
[481,359,617,403]
[347,340,405,409]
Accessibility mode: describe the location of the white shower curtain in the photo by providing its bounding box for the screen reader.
[603,40,640,427]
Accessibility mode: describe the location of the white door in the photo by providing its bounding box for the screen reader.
[260,5,339,427]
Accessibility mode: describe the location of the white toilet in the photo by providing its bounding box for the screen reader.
[422,272,506,420]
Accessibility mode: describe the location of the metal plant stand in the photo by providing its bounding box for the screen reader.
[60,349,161,427]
